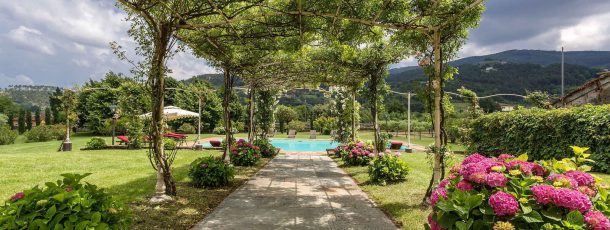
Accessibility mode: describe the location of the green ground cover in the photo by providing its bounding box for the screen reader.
[0,134,269,229]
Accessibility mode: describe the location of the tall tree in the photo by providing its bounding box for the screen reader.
[18,109,25,134]
[34,108,41,127]
[25,109,32,131]
[44,107,51,125]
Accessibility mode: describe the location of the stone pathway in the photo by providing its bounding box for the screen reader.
[192,154,397,230]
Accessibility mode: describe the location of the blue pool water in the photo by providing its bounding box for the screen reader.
[201,138,338,152]
[270,139,338,152]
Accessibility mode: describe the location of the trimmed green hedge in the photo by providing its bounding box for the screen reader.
[469,105,610,172]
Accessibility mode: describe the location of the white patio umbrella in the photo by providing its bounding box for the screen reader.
[140,106,199,121]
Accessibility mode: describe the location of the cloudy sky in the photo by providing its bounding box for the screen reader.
[1,0,610,87]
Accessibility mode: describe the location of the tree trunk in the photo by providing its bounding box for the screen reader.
[351,88,356,142]
[150,25,175,197]
[222,68,233,162]
[370,74,381,153]
[248,85,255,142]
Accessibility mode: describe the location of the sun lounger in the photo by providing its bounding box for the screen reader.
[287,130,296,138]
[309,130,317,139]
[117,135,129,145]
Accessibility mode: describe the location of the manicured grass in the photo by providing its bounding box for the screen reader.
[0,133,270,229]
[334,152,464,229]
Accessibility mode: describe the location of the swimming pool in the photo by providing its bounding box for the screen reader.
[270,139,338,152]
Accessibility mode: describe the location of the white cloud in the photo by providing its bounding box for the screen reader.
[6,26,55,55]
[0,74,34,86]
[167,50,220,80]
[560,12,610,50]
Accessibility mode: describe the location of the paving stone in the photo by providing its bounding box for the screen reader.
[192,154,397,230]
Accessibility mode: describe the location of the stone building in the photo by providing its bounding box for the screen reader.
[553,71,610,108]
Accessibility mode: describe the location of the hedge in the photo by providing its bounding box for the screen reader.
[469,105,610,172]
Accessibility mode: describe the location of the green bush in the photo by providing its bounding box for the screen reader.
[230,139,261,166]
[178,123,196,134]
[48,125,66,140]
[85,137,107,150]
[188,156,235,188]
[213,126,237,135]
[0,126,18,145]
[287,120,307,132]
[24,125,56,142]
[368,151,410,185]
[164,138,177,150]
[253,138,278,158]
[0,173,131,229]
[469,105,610,172]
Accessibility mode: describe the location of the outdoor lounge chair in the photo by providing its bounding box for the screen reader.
[117,135,129,145]
[330,130,337,138]
[287,130,297,138]
[309,130,318,139]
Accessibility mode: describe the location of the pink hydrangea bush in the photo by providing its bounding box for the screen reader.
[427,149,610,230]
[337,141,375,166]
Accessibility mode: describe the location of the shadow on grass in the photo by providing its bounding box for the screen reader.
[105,159,271,230]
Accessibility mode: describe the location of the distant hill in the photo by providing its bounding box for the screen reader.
[388,50,610,102]
[0,85,58,108]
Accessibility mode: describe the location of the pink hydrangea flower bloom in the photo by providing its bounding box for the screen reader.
[439,179,450,188]
[505,160,541,175]
[428,214,444,230]
[577,186,597,197]
[585,211,610,230]
[462,153,487,165]
[497,154,514,162]
[531,184,556,205]
[565,171,595,187]
[450,164,462,173]
[10,192,25,202]
[456,180,474,191]
[485,172,508,187]
[547,174,578,188]
[488,192,519,216]
[430,188,447,206]
[552,188,592,213]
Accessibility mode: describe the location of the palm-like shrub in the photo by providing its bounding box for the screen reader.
[188,156,235,188]
[427,146,610,230]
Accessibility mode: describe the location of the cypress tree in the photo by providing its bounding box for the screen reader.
[26,109,32,130]
[44,107,51,125]
[7,111,14,129]
[18,109,25,134]
[34,108,41,126]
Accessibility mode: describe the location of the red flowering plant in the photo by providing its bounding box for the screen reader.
[336,141,375,166]
[230,139,261,166]
[427,146,610,230]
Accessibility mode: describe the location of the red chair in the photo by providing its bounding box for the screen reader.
[117,136,129,145]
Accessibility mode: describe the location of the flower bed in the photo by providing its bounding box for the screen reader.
[336,141,375,166]
[230,139,261,166]
[427,146,610,230]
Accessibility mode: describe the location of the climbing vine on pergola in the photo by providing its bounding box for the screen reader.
[117,0,485,204]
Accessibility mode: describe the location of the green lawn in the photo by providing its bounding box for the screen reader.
[0,133,269,229]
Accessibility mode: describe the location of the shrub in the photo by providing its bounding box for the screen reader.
[24,125,56,142]
[164,138,177,150]
[469,105,610,172]
[230,139,261,166]
[368,151,410,185]
[0,126,18,145]
[178,123,196,134]
[85,137,106,150]
[48,125,66,140]
[336,141,375,166]
[253,138,278,158]
[287,120,307,132]
[213,126,237,135]
[188,156,235,188]
[0,173,131,229]
[426,146,610,230]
